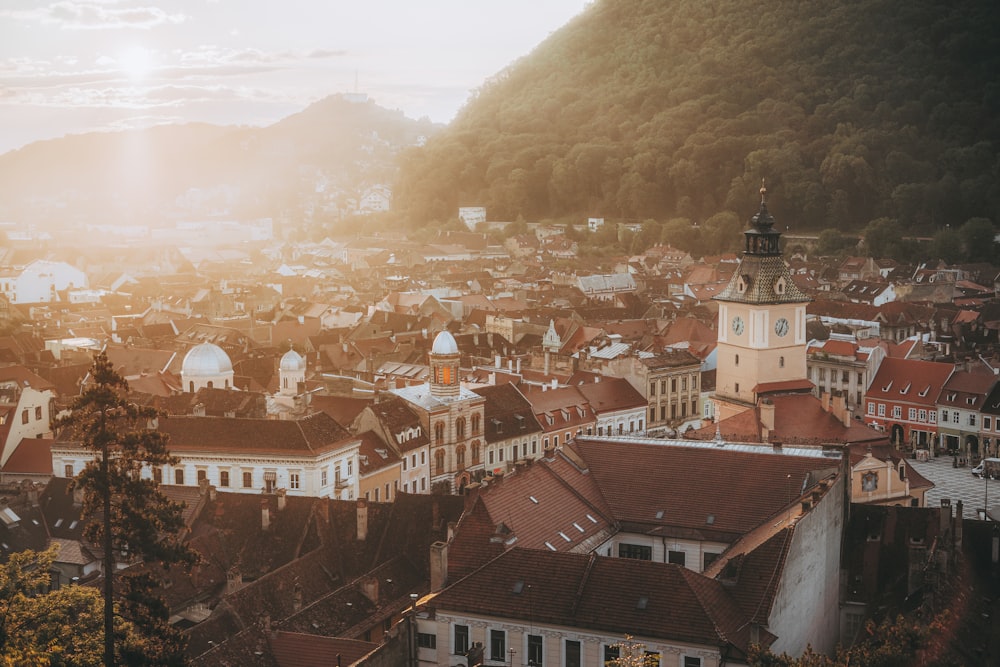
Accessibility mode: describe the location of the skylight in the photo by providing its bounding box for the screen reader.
[636,596,648,610]
[544,541,556,551]
[586,514,598,524]
[529,496,539,504]
[559,531,571,542]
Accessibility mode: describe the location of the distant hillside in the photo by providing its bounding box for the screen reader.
[0,95,438,226]
[394,0,1000,232]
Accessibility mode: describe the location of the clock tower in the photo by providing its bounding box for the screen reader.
[713,183,812,420]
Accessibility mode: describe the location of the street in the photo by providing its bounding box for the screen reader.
[908,454,997,519]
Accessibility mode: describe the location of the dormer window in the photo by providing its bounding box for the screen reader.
[899,383,910,395]
[775,276,786,295]
[881,380,893,392]
[918,386,930,397]
[737,274,752,294]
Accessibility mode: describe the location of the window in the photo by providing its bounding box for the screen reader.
[435,449,445,475]
[919,409,927,422]
[704,552,720,570]
[488,450,495,465]
[941,409,949,422]
[692,374,698,390]
[243,471,252,488]
[908,408,917,421]
[953,411,959,424]
[321,469,328,486]
[779,356,785,368]
[290,472,300,489]
[862,471,877,492]
[220,470,230,487]
[64,463,74,477]
[644,652,661,667]
[604,644,621,663]
[456,417,465,439]
[668,550,687,567]
[691,399,697,415]
[650,406,656,421]
[175,469,184,485]
[877,403,885,417]
[34,406,42,420]
[681,376,687,391]
[734,383,740,393]
[660,380,666,393]
[891,406,901,419]
[152,467,162,483]
[650,381,656,396]
[986,416,993,431]
[417,633,436,649]
[472,413,480,434]
[419,451,425,466]
[489,629,506,662]
[565,640,582,667]
[683,657,703,667]
[21,409,28,425]
[842,370,850,383]
[735,354,739,366]
[671,378,677,392]
[930,411,937,424]
[197,469,207,483]
[456,445,466,468]
[401,457,407,471]
[454,624,469,655]
[434,422,444,443]
[618,543,652,560]
[867,402,876,415]
[527,634,543,666]
[348,460,353,475]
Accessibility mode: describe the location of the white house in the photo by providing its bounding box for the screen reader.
[1,260,88,304]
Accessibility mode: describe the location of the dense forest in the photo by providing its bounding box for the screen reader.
[394,0,1000,235]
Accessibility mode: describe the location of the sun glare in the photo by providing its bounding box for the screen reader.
[118,46,154,80]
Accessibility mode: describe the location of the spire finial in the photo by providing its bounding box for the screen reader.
[760,178,767,204]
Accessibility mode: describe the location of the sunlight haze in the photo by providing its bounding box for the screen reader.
[0,0,591,154]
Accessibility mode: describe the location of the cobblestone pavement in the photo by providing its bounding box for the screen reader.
[908,454,996,518]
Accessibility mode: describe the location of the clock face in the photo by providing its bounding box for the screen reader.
[774,317,790,337]
[731,316,744,335]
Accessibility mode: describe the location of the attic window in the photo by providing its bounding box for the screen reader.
[636,596,648,610]
[775,277,786,294]
[881,381,893,392]
[967,397,976,405]
[529,496,539,504]
[573,522,584,532]
[947,393,957,401]
[918,386,930,397]
[512,581,524,594]
[559,531,571,542]
[515,415,526,429]
[899,383,911,395]
[544,541,556,551]
[655,510,664,520]
[706,514,716,525]
[586,514,598,524]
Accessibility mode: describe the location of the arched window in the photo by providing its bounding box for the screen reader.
[735,354,739,366]
[456,445,466,469]
[207,381,214,389]
[456,417,466,439]
[434,422,444,443]
[471,441,480,464]
[434,449,445,475]
[471,414,481,435]
[779,356,785,368]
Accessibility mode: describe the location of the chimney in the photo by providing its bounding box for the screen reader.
[261,499,270,531]
[361,575,379,603]
[226,568,243,595]
[495,354,501,368]
[954,500,963,548]
[760,398,775,433]
[357,498,369,541]
[544,350,550,375]
[430,541,448,592]
[516,358,521,374]
[276,488,286,511]
[831,391,850,427]
[940,499,952,537]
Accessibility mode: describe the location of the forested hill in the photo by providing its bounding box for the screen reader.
[394,0,1000,232]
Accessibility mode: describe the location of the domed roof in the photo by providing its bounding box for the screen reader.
[279,348,306,372]
[182,343,233,377]
[431,330,459,356]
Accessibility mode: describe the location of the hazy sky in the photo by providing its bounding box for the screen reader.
[0,0,591,154]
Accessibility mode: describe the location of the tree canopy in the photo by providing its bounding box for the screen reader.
[394,0,1000,235]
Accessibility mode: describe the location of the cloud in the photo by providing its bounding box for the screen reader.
[1,1,187,30]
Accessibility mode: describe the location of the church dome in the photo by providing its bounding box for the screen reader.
[279,348,306,372]
[182,343,233,377]
[431,331,459,356]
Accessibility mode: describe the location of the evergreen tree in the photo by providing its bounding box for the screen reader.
[57,352,198,666]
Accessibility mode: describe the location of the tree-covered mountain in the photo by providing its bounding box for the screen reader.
[394,0,1000,233]
[0,95,437,226]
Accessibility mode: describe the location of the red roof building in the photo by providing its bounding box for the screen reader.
[864,358,955,449]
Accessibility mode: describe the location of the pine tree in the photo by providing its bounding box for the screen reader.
[58,351,198,666]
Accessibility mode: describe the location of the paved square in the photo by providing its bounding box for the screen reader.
[908,454,996,518]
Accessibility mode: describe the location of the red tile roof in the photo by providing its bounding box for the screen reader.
[155,412,355,456]
[269,632,377,667]
[431,548,770,654]
[570,437,838,541]
[1,437,53,474]
[866,358,955,407]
